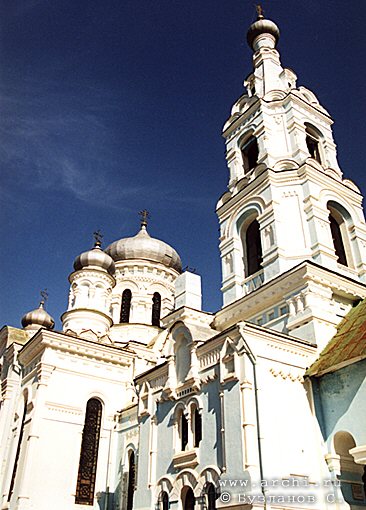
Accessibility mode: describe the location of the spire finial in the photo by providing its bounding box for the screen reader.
[256,4,265,20]
[40,289,48,308]
[139,209,150,229]
[93,229,103,247]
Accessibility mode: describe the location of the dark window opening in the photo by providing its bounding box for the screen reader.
[245,219,263,276]
[182,487,195,510]
[193,408,202,448]
[207,483,216,510]
[120,289,132,323]
[8,397,28,502]
[306,134,321,163]
[75,398,102,505]
[161,491,169,510]
[241,136,259,173]
[127,451,136,510]
[181,412,188,451]
[329,214,348,266]
[363,466,366,499]
[152,292,161,327]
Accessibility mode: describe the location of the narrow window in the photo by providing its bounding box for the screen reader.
[8,396,28,502]
[305,125,322,164]
[151,292,161,327]
[182,487,195,510]
[245,219,263,276]
[75,398,102,505]
[193,408,202,448]
[120,289,132,323]
[161,491,169,510]
[127,451,136,510]
[181,412,188,451]
[206,483,216,510]
[328,210,348,266]
[241,136,259,173]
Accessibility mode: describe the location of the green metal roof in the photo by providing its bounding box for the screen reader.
[306,299,366,377]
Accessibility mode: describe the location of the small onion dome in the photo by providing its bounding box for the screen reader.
[106,225,182,273]
[21,302,55,330]
[247,17,280,49]
[73,245,115,275]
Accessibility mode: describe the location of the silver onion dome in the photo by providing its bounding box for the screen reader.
[105,225,182,273]
[73,245,115,275]
[247,14,280,49]
[21,301,55,330]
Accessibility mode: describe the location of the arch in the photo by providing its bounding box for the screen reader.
[238,210,263,277]
[7,393,28,502]
[152,292,161,327]
[327,201,353,267]
[305,123,323,164]
[120,289,132,323]
[126,449,136,510]
[181,486,195,510]
[205,482,217,510]
[75,398,103,505]
[334,431,364,507]
[239,133,259,174]
[158,490,169,510]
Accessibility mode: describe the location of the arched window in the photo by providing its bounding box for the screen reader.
[160,491,169,510]
[182,487,195,510]
[180,411,189,451]
[127,451,136,510]
[327,203,350,267]
[120,289,132,323]
[206,483,216,510]
[152,292,161,326]
[193,407,202,448]
[241,136,259,174]
[75,398,102,505]
[305,124,322,164]
[245,219,263,276]
[8,395,28,502]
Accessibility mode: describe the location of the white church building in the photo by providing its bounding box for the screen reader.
[1,11,366,510]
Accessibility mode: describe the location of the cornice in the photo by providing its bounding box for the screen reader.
[18,329,134,367]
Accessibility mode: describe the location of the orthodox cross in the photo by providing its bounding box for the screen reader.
[139,209,150,228]
[256,4,264,19]
[93,229,103,247]
[40,289,49,306]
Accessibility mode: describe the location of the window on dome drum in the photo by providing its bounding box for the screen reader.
[328,205,348,267]
[180,411,189,451]
[241,136,259,173]
[8,396,27,502]
[120,289,132,323]
[151,292,161,326]
[127,451,136,510]
[305,125,322,164]
[193,407,202,448]
[75,398,102,505]
[245,219,263,276]
[206,483,217,510]
[182,487,195,510]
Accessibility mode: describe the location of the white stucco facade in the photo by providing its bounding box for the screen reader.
[1,11,365,510]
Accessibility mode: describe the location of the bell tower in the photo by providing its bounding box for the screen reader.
[216,11,366,346]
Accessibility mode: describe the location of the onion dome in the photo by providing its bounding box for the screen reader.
[247,8,280,49]
[105,212,182,273]
[21,301,55,330]
[73,234,115,275]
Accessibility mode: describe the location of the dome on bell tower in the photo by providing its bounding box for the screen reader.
[21,299,55,331]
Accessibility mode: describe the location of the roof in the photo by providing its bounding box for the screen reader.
[306,299,366,377]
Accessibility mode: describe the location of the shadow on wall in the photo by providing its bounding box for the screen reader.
[96,490,114,510]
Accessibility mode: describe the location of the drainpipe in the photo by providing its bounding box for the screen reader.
[238,323,269,510]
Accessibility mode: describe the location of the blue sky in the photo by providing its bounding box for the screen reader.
[1,0,365,328]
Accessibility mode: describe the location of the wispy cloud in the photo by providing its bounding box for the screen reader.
[0,82,145,208]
